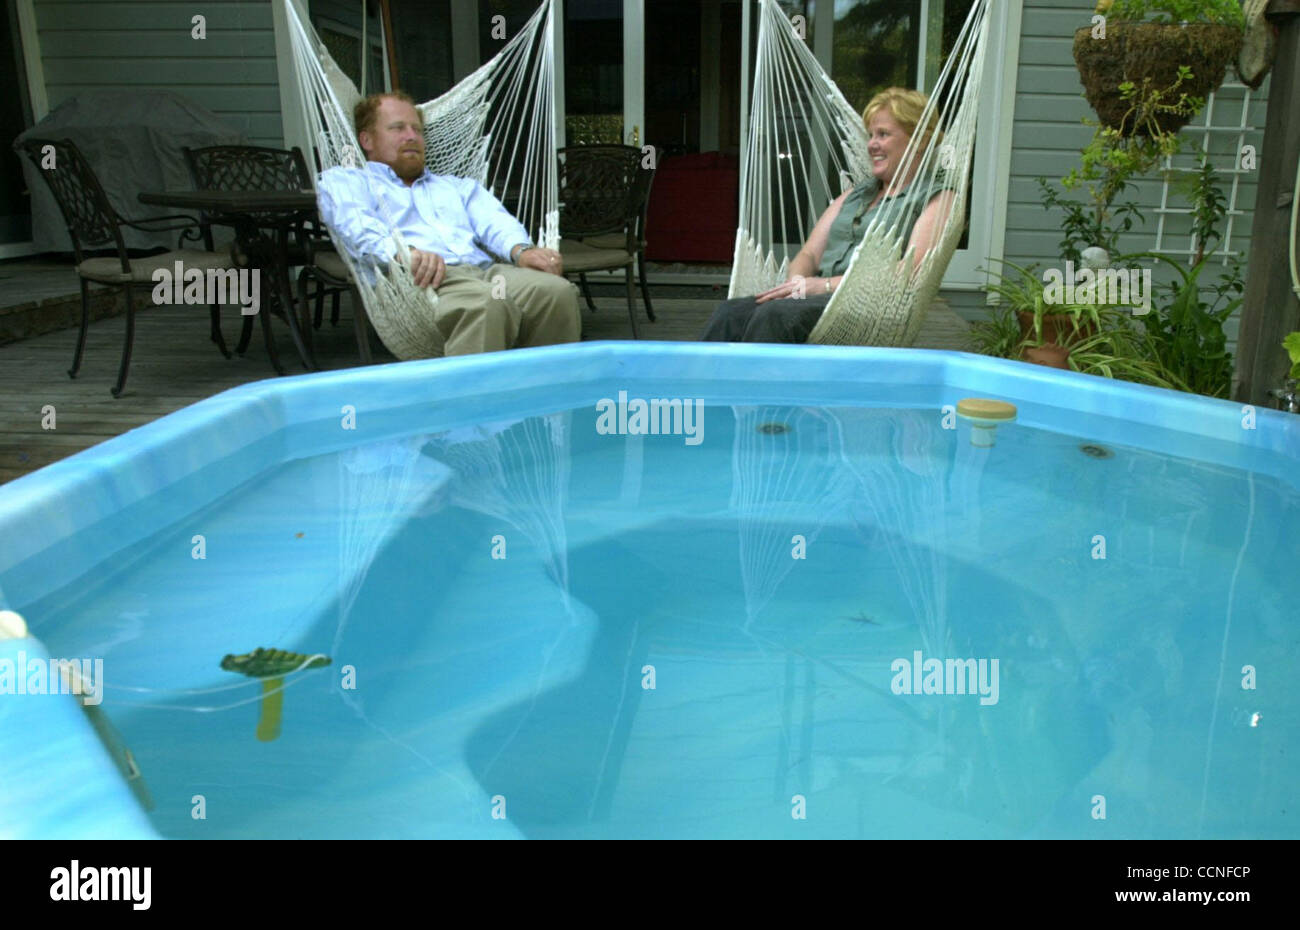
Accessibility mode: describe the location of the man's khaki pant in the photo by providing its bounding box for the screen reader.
[433,263,581,356]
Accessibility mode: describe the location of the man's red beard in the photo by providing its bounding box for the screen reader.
[393,149,424,181]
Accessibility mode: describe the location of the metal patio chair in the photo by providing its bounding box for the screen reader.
[18,137,239,397]
[557,145,658,338]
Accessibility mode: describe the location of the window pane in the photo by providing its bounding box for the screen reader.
[479,0,544,61]
[387,0,454,101]
[645,1,701,155]
[831,0,974,110]
[832,1,919,113]
[311,0,387,97]
[830,0,975,251]
[564,0,623,144]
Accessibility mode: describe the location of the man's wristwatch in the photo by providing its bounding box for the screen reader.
[511,243,536,265]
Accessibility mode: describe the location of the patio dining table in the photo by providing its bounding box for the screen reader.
[137,189,321,375]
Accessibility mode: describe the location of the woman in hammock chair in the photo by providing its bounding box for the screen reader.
[702,87,957,344]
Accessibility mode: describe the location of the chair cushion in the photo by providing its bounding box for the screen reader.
[582,233,631,250]
[311,249,353,281]
[559,238,633,272]
[77,248,236,284]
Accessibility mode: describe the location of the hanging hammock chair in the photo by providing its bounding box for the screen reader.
[283,0,559,360]
[731,0,991,347]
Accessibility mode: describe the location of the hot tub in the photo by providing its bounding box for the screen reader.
[1,343,1296,839]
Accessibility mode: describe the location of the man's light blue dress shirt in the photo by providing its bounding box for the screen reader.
[316,162,532,270]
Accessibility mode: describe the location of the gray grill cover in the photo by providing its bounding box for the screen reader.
[14,90,247,253]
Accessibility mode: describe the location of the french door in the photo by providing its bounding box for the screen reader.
[556,0,642,148]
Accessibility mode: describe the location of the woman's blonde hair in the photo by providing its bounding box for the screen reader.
[862,88,943,154]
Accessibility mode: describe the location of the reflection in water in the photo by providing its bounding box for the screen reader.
[831,407,952,658]
[423,412,574,601]
[731,405,976,808]
[830,408,959,785]
[421,412,578,792]
[333,435,452,658]
[730,406,856,627]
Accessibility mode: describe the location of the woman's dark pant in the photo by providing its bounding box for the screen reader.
[700,294,831,343]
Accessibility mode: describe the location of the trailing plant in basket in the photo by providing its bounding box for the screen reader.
[1100,0,1245,28]
[1075,1,1244,137]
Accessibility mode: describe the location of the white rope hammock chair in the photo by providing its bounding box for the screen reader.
[731,0,990,347]
[283,0,558,360]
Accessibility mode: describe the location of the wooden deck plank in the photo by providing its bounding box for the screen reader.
[0,288,970,485]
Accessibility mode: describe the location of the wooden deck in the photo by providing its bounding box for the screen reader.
[0,279,971,485]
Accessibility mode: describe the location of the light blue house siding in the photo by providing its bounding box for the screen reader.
[32,0,283,147]
[992,0,1270,352]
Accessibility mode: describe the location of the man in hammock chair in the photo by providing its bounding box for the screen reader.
[317,92,582,356]
[702,88,957,344]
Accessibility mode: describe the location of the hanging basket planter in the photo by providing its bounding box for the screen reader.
[1072,23,1243,136]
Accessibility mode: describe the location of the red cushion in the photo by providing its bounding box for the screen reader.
[644,153,739,263]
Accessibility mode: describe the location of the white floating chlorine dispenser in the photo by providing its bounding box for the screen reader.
[956,398,1018,447]
[0,609,28,639]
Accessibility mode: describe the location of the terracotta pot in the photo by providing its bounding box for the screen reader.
[1023,343,1072,370]
[1016,310,1096,369]
[1016,310,1096,346]
[1072,23,1242,136]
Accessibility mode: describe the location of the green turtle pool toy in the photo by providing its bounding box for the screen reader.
[220,648,331,742]
[220,647,330,678]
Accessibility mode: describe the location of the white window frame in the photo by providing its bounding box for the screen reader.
[623,0,644,147]
[944,0,1022,290]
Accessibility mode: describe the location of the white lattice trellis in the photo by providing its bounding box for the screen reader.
[1151,78,1266,268]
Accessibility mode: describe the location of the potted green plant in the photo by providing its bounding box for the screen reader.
[1120,154,1245,399]
[1058,162,1243,397]
[976,259,1115,369]
[1074,0,1245,137]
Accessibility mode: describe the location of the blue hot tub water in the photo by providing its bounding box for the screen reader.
[0,345,1296,838]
